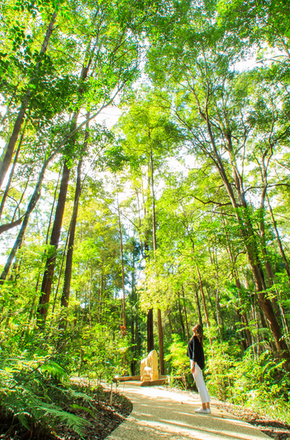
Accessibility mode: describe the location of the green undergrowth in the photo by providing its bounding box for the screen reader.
[0,351,94,438]
[207,345,290,424]
[166,335,290,424]
[0,321,131,438]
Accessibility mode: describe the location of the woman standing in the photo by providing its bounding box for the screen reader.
[187,324,211,414]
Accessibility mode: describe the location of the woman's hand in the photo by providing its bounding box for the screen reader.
[191,363,195,374]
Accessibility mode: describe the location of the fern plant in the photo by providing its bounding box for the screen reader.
[0,353,93,437]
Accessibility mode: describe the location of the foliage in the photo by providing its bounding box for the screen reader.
[1,0,290,432]
[0,350,92,436]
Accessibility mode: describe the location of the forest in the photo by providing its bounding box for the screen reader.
[1,0,290,437]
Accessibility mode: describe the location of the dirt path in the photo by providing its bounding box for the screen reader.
[106,382,271,440]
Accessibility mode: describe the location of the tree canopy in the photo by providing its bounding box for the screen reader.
[1,0,290,436]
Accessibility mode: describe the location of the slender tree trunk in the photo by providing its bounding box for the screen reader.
[168,309,173,337]
[60,164,81,308]
[157,308,164,376]
[178,291,185,336]
[253,299,260,359]
[0,10,58,188]
[51,226,69,317]
[45,167,62,245]
[194,286,203,327]
[117,194,126,329]
[182,286,190,340]
[150,147,164,374]
[0,160,49,284]
[99,273,104,324]
[61,142,86,310]
[38,161,70,319]
[131,314,136,375]
[0,125,25,220]
[143,173,154,352]
[147,308,154,352]
[196,264,212,345]
[12,169,33,222]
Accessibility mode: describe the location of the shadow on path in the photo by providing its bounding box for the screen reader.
[106,383,271,440]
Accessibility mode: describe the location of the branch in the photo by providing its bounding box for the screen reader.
[0,215,25,234]
[193,195,234,207]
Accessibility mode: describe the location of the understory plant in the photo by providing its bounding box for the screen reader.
[207,344,290,423]
[0,350,92,437]
[165,334,193,389]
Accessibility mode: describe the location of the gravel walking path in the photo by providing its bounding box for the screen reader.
[106,382,271,440]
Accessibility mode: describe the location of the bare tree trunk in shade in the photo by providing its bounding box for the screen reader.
[157,308,164,375]
[61,137,87,310]
[50,227,69,317]
[150,147,164,374]
[147,308,154,352]
[60,166,81,309]
[177,291,185,336]
[0,160,50,284]
[168,310,173,337]
[252,298,260,360]
[216,286,223,346]
[117,194,126,328]
[99,273,104,324]
[45,167,62,245]
[38,161,70,320]
[0,10,58,188]
[136,316,141,358]
[0,124,26,220]
[182,286,190,340]
[141,170,154,354]
[196,264,212,346]
[194,286,203,327]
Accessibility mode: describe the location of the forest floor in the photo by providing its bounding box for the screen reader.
[0,382,289,439]
[0,385,132,440]
[219,402,290,440]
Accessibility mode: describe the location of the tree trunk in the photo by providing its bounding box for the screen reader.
[150,147,164,373]
[196,264,212,345]
[0,159,49,284]
[0,10,58,188]
[45,167,62,244]
[194,287,203,327]
[0,125,25,220]
[61,147,85,310]
[178,291,186,336]
[168,309,173,337]
[147,308,154,352]
[131,314,136,375]
[182,286,190,340]
[117,194,126,328]
[204,114,290,364]
[38,161,70,319]
[157,308,164,375]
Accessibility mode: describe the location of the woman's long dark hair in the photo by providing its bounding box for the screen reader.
[192,324,204,345]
